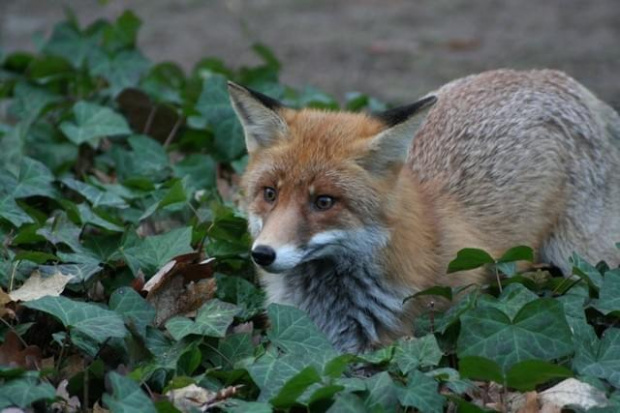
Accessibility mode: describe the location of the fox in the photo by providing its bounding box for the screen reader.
[227,69,620,353]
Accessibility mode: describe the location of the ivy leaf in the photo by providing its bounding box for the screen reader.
[0,376,55,409]
[0,157,56,199]
[192,75,245,161]
[209,333,254,369]
[225,401,273,413]
[36,212,83,253]
[364,371,399,412]
[497,246,534,263]
[103,10,142,52]
[459,356,504,383]
[89,50,150,97]
[506,360,573,391]
[102,372,156,413]
[60,101,131,146]
[247,351,312,402]
[0,197,34,227]
[43,22,99,67]
[478,283,538,320]
[592,269,620,315]
[109,287,155,337]
[270,366,322,408]
[172,153,216,193]
[266,304,336,361]
[216,274,264,319]
[165,299,239,340]
[24,295,127,343]
[398,370,445,413]
[327,393,368,413]
[120,226,193,276]
[9,82,60,123]
[573,328,620,388]
[447,248,494,273]
[139,179,187,221]
[457,298,574,372]
[570,253,603,291]
[393,334,443,374]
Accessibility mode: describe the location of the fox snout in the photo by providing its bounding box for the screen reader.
[250,241,306,273]
[250,245,276,266]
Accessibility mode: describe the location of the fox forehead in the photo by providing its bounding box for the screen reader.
[244,108,386,181]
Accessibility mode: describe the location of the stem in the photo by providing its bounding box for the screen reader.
[495,263,503,294]
[163,115,183,148]
[143,105,158,135]
[8,260,18,292]
[0,318,28,348]
[429,301,435,334]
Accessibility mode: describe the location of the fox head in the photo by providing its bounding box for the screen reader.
[228,82,436,273]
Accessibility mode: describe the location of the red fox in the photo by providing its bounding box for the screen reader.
[228,69,620,353]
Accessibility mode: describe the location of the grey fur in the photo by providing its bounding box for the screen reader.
[262,226,404,353]
[412,69,620,273]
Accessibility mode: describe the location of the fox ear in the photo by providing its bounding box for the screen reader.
[227,82,288,153]
[362,95,437,173]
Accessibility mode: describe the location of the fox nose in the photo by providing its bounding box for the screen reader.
[251,245,276,266]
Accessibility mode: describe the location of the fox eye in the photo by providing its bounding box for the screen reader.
[263,187,277,203]
[314,195,335,211]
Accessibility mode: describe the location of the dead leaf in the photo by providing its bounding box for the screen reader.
[92,401,110,413]
[0,287,13,318]
[116,88,182,143]
[539,378,608,410]
[143,253,216,326]
[51,379,81,413]
[9,270,73,302]
[517,391,539,413]
[0,330,42,370]
[167,384,243,412]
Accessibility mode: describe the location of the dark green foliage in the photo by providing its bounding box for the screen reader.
[1,9,619,412]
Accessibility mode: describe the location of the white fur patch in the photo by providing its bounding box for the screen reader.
[248,214,263,237]
[262,244,305,273]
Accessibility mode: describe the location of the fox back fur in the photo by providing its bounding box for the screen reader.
[228,69,620,353]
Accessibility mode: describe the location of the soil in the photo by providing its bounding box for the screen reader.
[1,0,620,107]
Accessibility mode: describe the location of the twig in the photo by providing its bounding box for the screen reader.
[143,105,158,135]
[0,317,28,348]
[429,300,435,334]
[164,115,183,148]
[494,263,503,294]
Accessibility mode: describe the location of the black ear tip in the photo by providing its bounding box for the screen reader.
[373,94,438,127]
[227,81,246,92]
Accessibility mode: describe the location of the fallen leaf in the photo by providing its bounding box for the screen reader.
[539,378,608,410]
[9,270,73,302]
[0,330,42,370]
[0,287,13,318]
[143,253,216,325]
[51,379,81,413]
[166,384,243,412]
[167,383,214,411]
[92,401,110,413]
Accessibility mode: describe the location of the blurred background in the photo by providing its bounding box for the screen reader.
[2,0,619,107]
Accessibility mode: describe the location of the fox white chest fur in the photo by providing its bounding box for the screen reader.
[228,69,620,353]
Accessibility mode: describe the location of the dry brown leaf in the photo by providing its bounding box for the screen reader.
[144,253,216,326]
[92,401,110,413]
[517,391,539,413]
[0,287,13,318]
[0,330,42,370]
[539,378,608,410]
[51,379,81,413]
[167,384,243,412]
[9,270,73,302]
[167,383,214,412]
